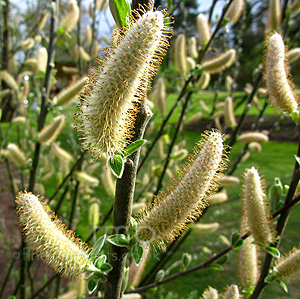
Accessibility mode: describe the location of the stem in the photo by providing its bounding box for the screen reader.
[30,274,58,299]
[0,258,16,298]
[250,127,300,299]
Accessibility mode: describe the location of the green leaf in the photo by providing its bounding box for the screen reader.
[109,155,125,178]
[130,217,138,228]
[266,246,281,258]
[84,272,95,281]
[101,263,113,272]
[57,27,64,35]
[294,155,300,166]
[7,297,16,299]
[231,232,241,247]
[109,0,131,28]
[124,139,147,156]
[91,235,106,258]
[181,253,192,270]
[88,277,99,294]
[107,234,130,247]
[233,239,244,250]
[132,243,144,265]
[95,255,107,269]
[209,263,224,271]
[276,279,288,293]
[121,267,129,293]
[216,254,228,265]
[265,275,276,283]
[155,270,165,282]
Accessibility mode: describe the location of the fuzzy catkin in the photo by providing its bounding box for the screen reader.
[137,131,226,247]
[6,143,27,168]
[223,284,239,299]
[60,0,80,32]
[275,247,300,283]
[196,14,211,46]
[224,0,245,24]
[224,97,237,128]
[287,48,300,64]
[0,70,18,91]
[201,286,218,299]
[265,33,298,115]
[243,167,274,246]
[16,192,92,278]
[75,10,171,160]
[266,0,281,33]
[202,49,236,74]
[38,115,65,145]
[174,33,188,75]
[36,47,48,73]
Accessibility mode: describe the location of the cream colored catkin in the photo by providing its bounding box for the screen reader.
[275,246,300,283]
[192,223,220,235]
[265,33,299,116]
[238,132,269,144]
[202,49,236,74]
[137,131,226,247]
[156,77,167,115]
[266,0,281,33]
[224,0,245,24]
[224,96,237,128]
[38,115,65,145]
[36,47,48,73]
[196,72,210,90]
[188,36,198,59]
[79,46,91,61]
[223,284,239,299]
[60,0,80,32]
[174,33,188,75]
[54,77,87,106]
[0,70,18,91]
[201,286,218,299]
[15,191,93,278]
[86,24,93,45]
[196,14,211,46]
[287,48,300,64]
[100,166,116,196]
[6,143,27,168]
[243,167,274,246]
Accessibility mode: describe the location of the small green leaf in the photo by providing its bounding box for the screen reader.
[101,263,113,272]
[57,27,64,35]
[231,232,241,247]
[276,279,288,293]
[95,255,107,269]
[88,277,99,294]
[209,263,224,271]
[107,234,130,247]
[7,296,16,299]
[130,217,138,228]
[84,272,95,281]
[216,254,228,265]
[132,243,143,265]
[109,155,125,178]
[181,253,192,270]
[266,246,281,258]
[121,267,129,293]
[124,139,147,156]
[265,274,276,283]
[233,239,244,250]
[109,0,131,28]
[155,270,165,282]
[91,235,106,258]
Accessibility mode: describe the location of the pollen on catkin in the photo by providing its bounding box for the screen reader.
[15,191,92,278]
[243,167,274,246]
[136,130,227,248]
[75,9,172,160]
[275,246,300,283]
[265,33,299,116]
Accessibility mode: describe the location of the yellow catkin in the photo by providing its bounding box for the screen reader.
[196,14,211,46]
[174,33,188,75]
[224,0,245,24]
[86,24,93,45]
[6,143,27,168]
[238,233,259,292]
[16,191,93,278]
[186,56,196,72]
[275,246,300,283]
[38,115,65,145]
[208,191,228,205]
[156,77,167,115]
[243,167,274,246]
[220,175,240,186]
[36,47,48,73]
[76,172,99,187]
[238,132,269,144]
[79,46,91,61]
[185,112,202,125]
[54,77,87,106]
[136,130,227,248]
[191,223,220,235]
[224,96,237,128]
[11,116,26,125]
[75,9,171,160]
[266,0,281,33]
[265,33,298,115]
[128,246,151,287]
[201,286,218,299]
[223,284,239,299]
[202,49,236,74]
[197,72,210,90]
[100,166,116,196]
[0,89,11,100]
[60,0,80,32]
[52,143,74,162]
[225,75,234,92]
[38,11,49,30]
[287,48,300,64]
[188,36,198,59]
[62,66,79,75]
[0,70,18,91]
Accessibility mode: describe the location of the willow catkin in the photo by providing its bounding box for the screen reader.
[75,9,171,160]
[188,36,198,59]
[36,47,48,73]
[136,130,227,248]
[201,286,218,299]
[238,132,269,144]
[287,48,300,64]
[60,0,80,32]
[0,70,18,91]
[174,33,188,75]
[265,33,299,116]
[38,115,65,145]
[266,0,281,33]
[86,24,92,45]
[156,77,167,115]
[16,191,93,278]
[6,143,27,168]
[223,284,239,299]
[224,96,237,128]
[243,167,274,246]
[79,46,90,61]
[202,49,236,74]
[196,14,211,46]
[191,223,220,235]
[224,0,245,24]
